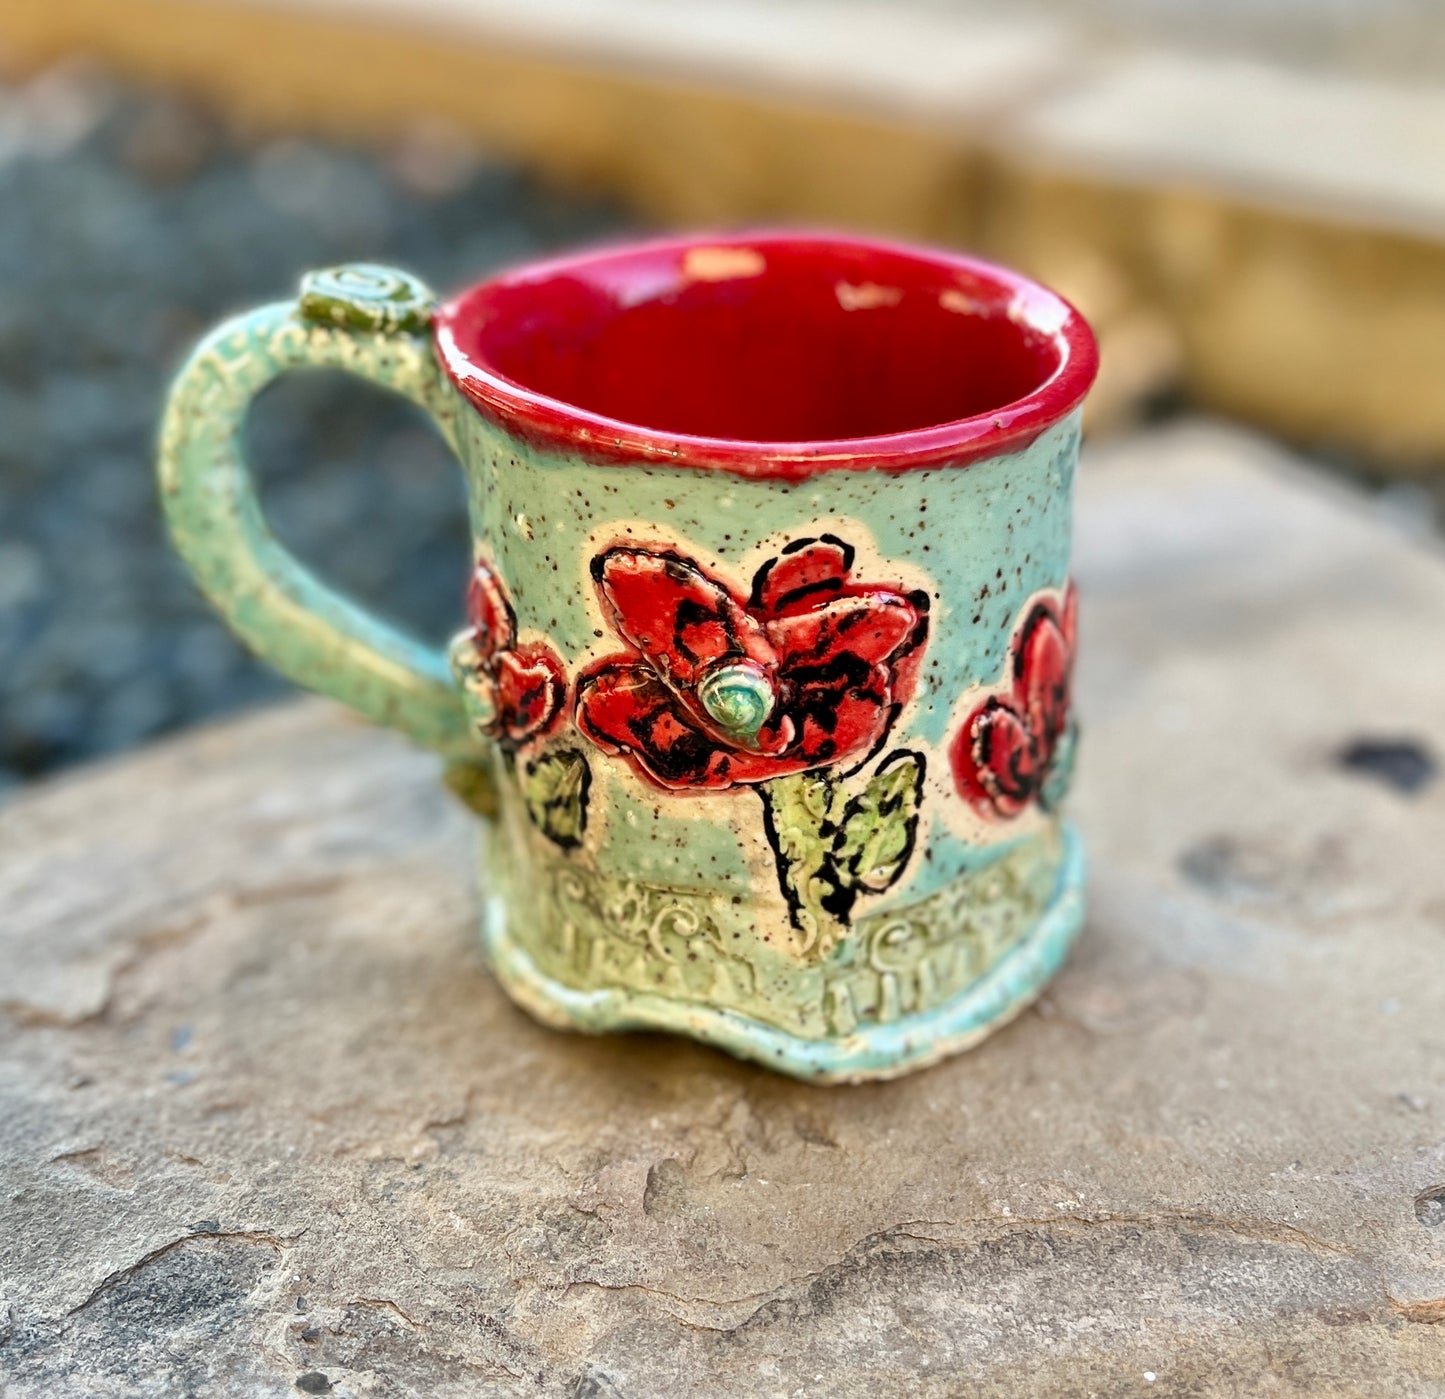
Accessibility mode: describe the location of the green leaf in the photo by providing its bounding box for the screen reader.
[760,771,849,958]
[524,749,591,850]
[836,750,925,893]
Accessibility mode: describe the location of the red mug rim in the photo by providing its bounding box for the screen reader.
[433,231,1098,482]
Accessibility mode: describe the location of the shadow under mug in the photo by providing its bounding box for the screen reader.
[158,231,1098,1081]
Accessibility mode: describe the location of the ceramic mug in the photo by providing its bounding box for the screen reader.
[158,232,1097,1081]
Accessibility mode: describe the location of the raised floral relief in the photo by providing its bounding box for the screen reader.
[575,535,931,956]
[451,558,567,746]
[949,582,1077,818]
[450,558,589,848]
[574,537,928,790]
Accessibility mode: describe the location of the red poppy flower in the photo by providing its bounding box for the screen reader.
[950,583,1077,818]
[574,537,929,791]
[453,559,566,745]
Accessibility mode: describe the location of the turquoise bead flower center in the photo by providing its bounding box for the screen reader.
[698,661,776,741]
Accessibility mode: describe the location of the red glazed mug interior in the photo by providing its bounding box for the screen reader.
[434,231,1096,475]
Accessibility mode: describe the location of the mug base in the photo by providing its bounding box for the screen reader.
[481,824,1086,1084]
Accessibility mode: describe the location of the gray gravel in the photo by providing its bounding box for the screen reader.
[0,61,627,793]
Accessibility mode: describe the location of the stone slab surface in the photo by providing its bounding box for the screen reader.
[3,421,1445,1396]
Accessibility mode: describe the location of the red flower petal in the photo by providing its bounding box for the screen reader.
[782,659,894,770]
[577,539,935,790]
[749,536,854,617]
[575,658,703,773]
[466,559,516,659]
[577,656,867,791]
[885,588,932,711]
[494,644,564,742]
[950,697,1041,818]
[766,592,919,671]
[576,659,767,790]
[593,548,778,692]
[1014,597,1073,757]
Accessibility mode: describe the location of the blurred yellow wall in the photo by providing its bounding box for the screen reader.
[5,0,1445,468]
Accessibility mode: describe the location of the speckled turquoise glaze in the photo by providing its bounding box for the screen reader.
[158,252,1092,1082]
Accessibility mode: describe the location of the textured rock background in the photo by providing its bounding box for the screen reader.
[3,422,1445,1396]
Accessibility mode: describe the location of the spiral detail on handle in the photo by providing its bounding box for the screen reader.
[298,263,436,334]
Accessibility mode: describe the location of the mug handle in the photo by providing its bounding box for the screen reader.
[157,264,485,766]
